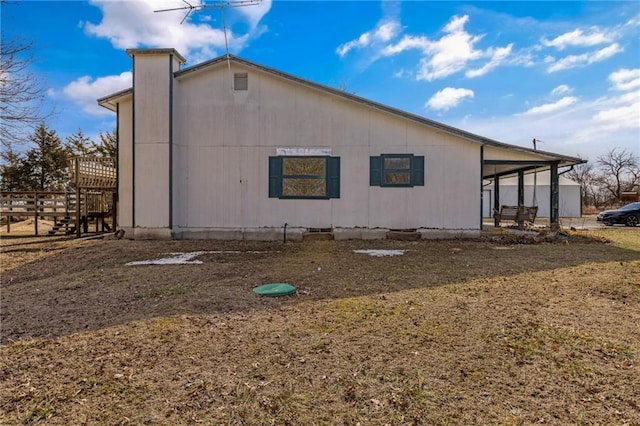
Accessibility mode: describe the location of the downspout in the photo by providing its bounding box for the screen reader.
[115,102,119,230]
[131,55,136,229]
[559,165,574,175]
[169,54,174,232]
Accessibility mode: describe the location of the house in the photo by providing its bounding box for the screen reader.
[98,48,584,240]
[482,172,582,218]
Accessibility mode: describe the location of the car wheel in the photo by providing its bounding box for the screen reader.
[604,220,613,226]
[625,215,639,227]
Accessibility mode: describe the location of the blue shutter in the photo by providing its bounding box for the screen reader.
[412,155,424,186]
[268,156,282,198]
[327,157,340,198]
[370,156,382,186]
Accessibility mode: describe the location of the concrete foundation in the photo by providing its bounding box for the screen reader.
[172,227,305,241]
[131,227,172,240]
[121,226,482,241]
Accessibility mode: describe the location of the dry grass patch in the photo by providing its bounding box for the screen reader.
[1,228,639,424]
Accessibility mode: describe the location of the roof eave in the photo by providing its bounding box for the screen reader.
[176,55,584,165]
[97,88,133,112]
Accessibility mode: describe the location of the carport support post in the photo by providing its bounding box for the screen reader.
[550,161,559,230]
[493,176,500,227]
[517,171,524,206]
[517,171,525,230]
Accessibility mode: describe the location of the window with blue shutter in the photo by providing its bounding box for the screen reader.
[369,154,424,187]
[268,156,340,199]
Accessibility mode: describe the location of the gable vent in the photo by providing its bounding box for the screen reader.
[234,72,248,90]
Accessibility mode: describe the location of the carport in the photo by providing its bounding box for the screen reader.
[481,143,585,229]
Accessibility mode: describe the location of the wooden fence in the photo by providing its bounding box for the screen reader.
[1,191,114,235]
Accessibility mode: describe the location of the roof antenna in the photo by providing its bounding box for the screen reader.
[532,138,544,151]
[154,0,262,88]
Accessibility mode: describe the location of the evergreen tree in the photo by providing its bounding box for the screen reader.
[22,123,70,191]
[66,128,95,157]
[0,148,29,191]
[92,130,117,158]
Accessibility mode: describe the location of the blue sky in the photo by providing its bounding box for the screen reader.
[3,0,639,161]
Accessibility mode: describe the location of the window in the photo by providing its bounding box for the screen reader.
[234,72,248,90]
[269,156,340,199]
[370,154,424,187]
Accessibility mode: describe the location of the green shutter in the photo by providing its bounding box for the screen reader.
[370,156,382,186]
[327,156,340,198]
[268,156,282,198]
[412,155,424,186]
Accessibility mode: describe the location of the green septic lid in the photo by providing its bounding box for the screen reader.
[253,283,296,297]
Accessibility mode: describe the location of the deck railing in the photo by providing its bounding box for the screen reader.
[67,157,116,189]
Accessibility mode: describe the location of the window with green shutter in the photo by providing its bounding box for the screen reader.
[370,154,424,187]
[269,156,340,199]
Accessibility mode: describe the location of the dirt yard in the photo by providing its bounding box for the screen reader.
[1,228,639,424]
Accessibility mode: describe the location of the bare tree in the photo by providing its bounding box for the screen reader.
[566,161,600,207]
[1,5,51,148]
[595,147,640,205]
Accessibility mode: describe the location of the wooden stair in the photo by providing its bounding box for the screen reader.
[46,215,76,236]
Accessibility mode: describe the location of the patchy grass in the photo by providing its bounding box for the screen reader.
[1,227,639,424]
[137,285,189,299]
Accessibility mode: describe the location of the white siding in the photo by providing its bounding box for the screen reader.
[117,100,133,228]
[172,63,482,230]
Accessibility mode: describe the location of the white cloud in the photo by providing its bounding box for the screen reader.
[426,87,474,111]
[609,68,640,91]
[393,68,412,79]
[547,43,623,73]
[336,19,400,57]
[381,15,513,81]
[450,87,639,161]
[551,85,572,96]
[381,35,430,56]
[61,72,132,116]
[236,0,272,29]
[521,96,578,116]
[375,21,400,42]
[337,33,372,57]
[84,0,271,62]
[592,102,640,131]
[466,44,513,78]
[392,15,484,81]
[541,27,613,50]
